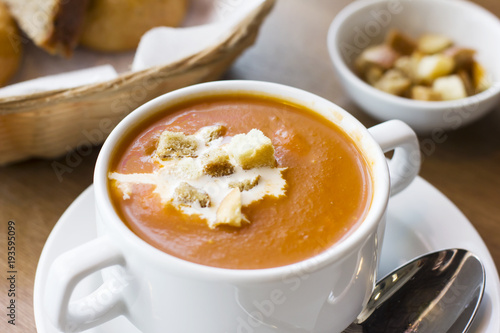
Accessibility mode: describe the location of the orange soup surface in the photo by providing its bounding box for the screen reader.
[109,95,372,269]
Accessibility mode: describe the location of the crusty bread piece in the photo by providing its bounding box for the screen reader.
[0,2,21,86]
[174,182,210,208]
[385,29,416,56]
[80,0,188,52]
[432,75,467,101]
[196,125,227,144]
[374,69,411,96]
[227,129,276,170]
[411,86,442,101]
[418,34,453,54]
[156,130,198,160]
[201,148,234,177]
[2,0,89,56]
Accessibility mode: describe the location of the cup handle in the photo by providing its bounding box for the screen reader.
[44,236,126,332]
[368,120,421,196]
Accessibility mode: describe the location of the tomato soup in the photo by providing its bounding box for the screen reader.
[108,94,372,269]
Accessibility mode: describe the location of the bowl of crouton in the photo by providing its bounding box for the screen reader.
[327,0,500,133]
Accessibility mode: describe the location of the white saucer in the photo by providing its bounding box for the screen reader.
[34,177,500,333]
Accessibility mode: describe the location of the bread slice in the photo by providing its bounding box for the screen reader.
[79,0,188,52]
[2,0,89,56]
[0,1,22,86]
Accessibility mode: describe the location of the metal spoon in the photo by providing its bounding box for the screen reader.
[343,249,485,333]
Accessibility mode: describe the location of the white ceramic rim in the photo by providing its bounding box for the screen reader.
[327,0,500,113]
[94,80,390,282]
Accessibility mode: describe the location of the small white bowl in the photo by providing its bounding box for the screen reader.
[327,0,500,133]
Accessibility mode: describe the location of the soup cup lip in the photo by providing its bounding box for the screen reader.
[94,80,389,282]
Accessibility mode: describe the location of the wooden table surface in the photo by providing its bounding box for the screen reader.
[1,0,499,332]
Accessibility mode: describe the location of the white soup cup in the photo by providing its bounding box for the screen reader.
[44,80,420,333]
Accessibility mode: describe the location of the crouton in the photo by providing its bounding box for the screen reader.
[394,55,419,81]
[201,148,234,177]
[374,69,412,96]
[432,75,467,100]
[229,175,261,191]
[416,54,455,83]
[227,129,276,170]
[385,29,417,56]
[443,47,476,72]
[196,125,227,143]
[173,182,210,208]
[418,34,453,54]
[156,130,198,160]
[365,66,384,85]
[411,86,442,101]
[214,188,244,228]
[355,44,400,72]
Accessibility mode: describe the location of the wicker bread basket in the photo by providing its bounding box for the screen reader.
[0,0,275,165]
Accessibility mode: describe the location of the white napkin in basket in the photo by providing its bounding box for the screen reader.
[0,65,117,98]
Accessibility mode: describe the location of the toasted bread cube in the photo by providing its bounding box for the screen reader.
[365,66,384,85]
[396,52,425,81]
[229,175,261,192]
[156,130,198,159]
[472,61,492,93]
[443,47,476,72]
[228,129,276,170]
[394,56,414,79]
[196,125,227,144]
[214,188,243,228]
[355,44,400,73]
[201,148,235,177]
[385,29,417,56]
[416,54,455,83]
[432,75,467,100]
[411,86,442,101]
[418,34,453,54]
[173,182,210,208]
[374,69,412,96]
